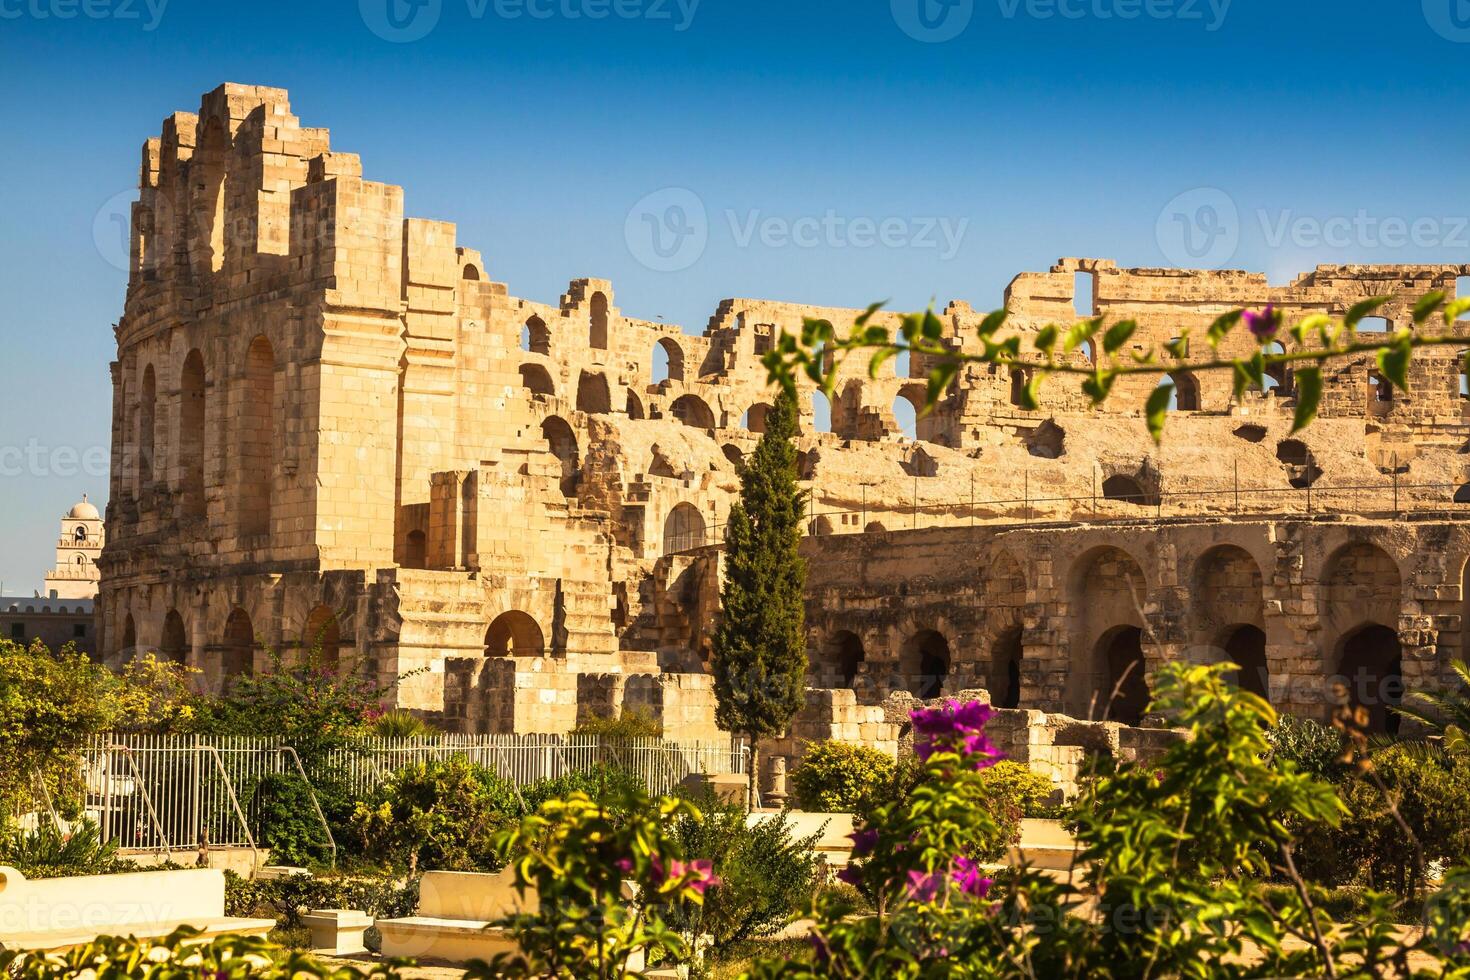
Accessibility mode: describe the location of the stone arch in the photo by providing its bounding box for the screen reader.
[893,387,922,441]
[576,371,612,414]
[820,630,865,688]
[810,391,832,434]
[989,627,1023,709]
[1094,625,1150,725]
[1071,545,1149,717]
[1190,544,1264,646]
[541,416,580,497]
[1102,474,1147,505]
[1221,624,1268,700]
[865,521,887,533]
[901,629,951,699]
[670,393,716,430]
[462,264,480,281]
[121,612,137,660]
[1322,541,1402,638]
[223,608,253,681]
[744,403,772,434]
[809,515,834,536]
[179,350,207,518]
[524,315,550,355]
[1264,341,1292,393]
[721,444,743,467]
[519,363,556,397]
[161,609,187,664]
[1169,371,1201,411]
[653,337,685,383]
[1336,623,1403,734]
[138,364,157,491]
[486,610,546,657]
[626,390,645,419]
[188,115,228,278]
[1009,367,1031,408]
[239,335,275,536]
[663,502,706,554]
[302,605,346,669]
[589,291,610,349]
[1456,483,1470,504]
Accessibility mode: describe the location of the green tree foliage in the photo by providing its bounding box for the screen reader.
[1396,658,1470,757]
[351,756,520,873]
[789,741,896,814]
[0,820,127,879]
[710,388,808,791]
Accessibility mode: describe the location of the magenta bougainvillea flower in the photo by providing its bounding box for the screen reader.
[1243,304,1283,342]
[848,827,879,857]
[651,856,721,896]
[909,699,1003,769]
[951,857,994,899]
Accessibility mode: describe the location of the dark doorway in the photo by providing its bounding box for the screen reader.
[1223,624,1269,701]
[1098,626,1150,725]
[1338,624,1403,734]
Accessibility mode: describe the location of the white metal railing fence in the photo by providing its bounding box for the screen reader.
[77,733,746,855]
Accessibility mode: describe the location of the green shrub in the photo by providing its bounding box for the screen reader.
[1267,713,1348,782]
[978,759,1059,827]
[1330,745,1470,897]
[789,741,896,813]
[253,773,336,868]
[369,709,437,738]
[224,869,419,933]
[663,795,821,958]
[0,820,128,879]
[350,755,519,872]
[521,762,645,815]
[572,707,664,739]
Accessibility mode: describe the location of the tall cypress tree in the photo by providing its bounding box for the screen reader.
[710,388,808,806]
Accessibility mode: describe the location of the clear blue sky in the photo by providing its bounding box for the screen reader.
[1,0,1467,591]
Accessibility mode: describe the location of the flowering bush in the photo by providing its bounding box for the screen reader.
[473,785,718,980]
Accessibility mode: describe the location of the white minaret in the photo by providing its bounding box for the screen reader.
[43,495,104,600]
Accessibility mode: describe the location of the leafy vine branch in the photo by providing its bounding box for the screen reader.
[759,290,1470,443]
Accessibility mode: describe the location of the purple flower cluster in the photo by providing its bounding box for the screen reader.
[909,699,1002,769]
[1243,304,1283,342]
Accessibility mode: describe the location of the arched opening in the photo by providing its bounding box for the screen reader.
[1264,341,1291,394]
[576,372,612,414]
[519,363,556,398]
[1276,439,1319,488]
[1459,349,1469,400]
[540,416,579,497]
[626,390,645,419]
[223,608,253,681]
[1169,371,1200,411]
[302,606,345,670]
[1369,370,1394,405]
[486,611,545,657]
[1337,624,1403,734]
[1074,270,1096,317]
[670,394,716,430]
[121,613,137,659]
[524,315,550,355]
[404,530,427,569]
[721,444,743,467]
[809,515,834,536]
[902,630,951,699]
[1102,474,1148,505]
[1096,626,1149,725]
[810,392,832,434]
[239,336,275,536]
[189,117,228,278]
[1222,624,1268,700]
[653,338,685,384]
[179,350,207,518]
[865,521,887,533]
[990,627,1023,709]
[1191,545,1265,658]
[892,392,919,441]
[744,403,772,434]
[1009,367,1031,408]
[589,292,610,349]
[663,502,706,554]
[74,525,88,542]
[1455,483,1470,504]
[138,364,156,491]
[821,631,865,688]
[462,264,480,281]
[161,610,187,664]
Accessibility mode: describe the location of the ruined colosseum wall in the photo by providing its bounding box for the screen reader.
[98,84,1470,740]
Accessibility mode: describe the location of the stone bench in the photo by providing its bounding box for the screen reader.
[377,869,646,970]
[0,865,275,953]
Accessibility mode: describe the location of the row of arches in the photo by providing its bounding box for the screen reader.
[130,335,277,535]
[118,602,346,681]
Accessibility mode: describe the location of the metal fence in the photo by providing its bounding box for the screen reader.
[74,733,746,858]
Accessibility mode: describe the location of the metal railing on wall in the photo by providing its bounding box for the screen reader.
[664,471,1470,555]
[75,733,746,855]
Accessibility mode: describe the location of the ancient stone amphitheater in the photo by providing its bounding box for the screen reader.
[99,84,1470,775]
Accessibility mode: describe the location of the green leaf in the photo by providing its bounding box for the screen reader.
[1145,382,1174,444]
[1063,316,1104,352]
[920,308,944,341]
[1082,369,1116,404]
[924,362,959,411]
[1207,310,1243,348]
[1034,324,1059,355]
[854,301,886,329]
[899,312,923,343]
[1413,290,1446,325]
[1293,314,1330,345]
[1018,372,1044,411]
[1376,341,1411,392]
[867,347,899,379]
[1231,361,1252,402]
[1443,297,1470,325]
[1344,296,1392,332]
[1164,333,1190,359]
[1292,366,1323,433]
[1102,319,1137,355]
[978,309,1008,337]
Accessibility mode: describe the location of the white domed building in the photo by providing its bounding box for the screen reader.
[43,495,105,601]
